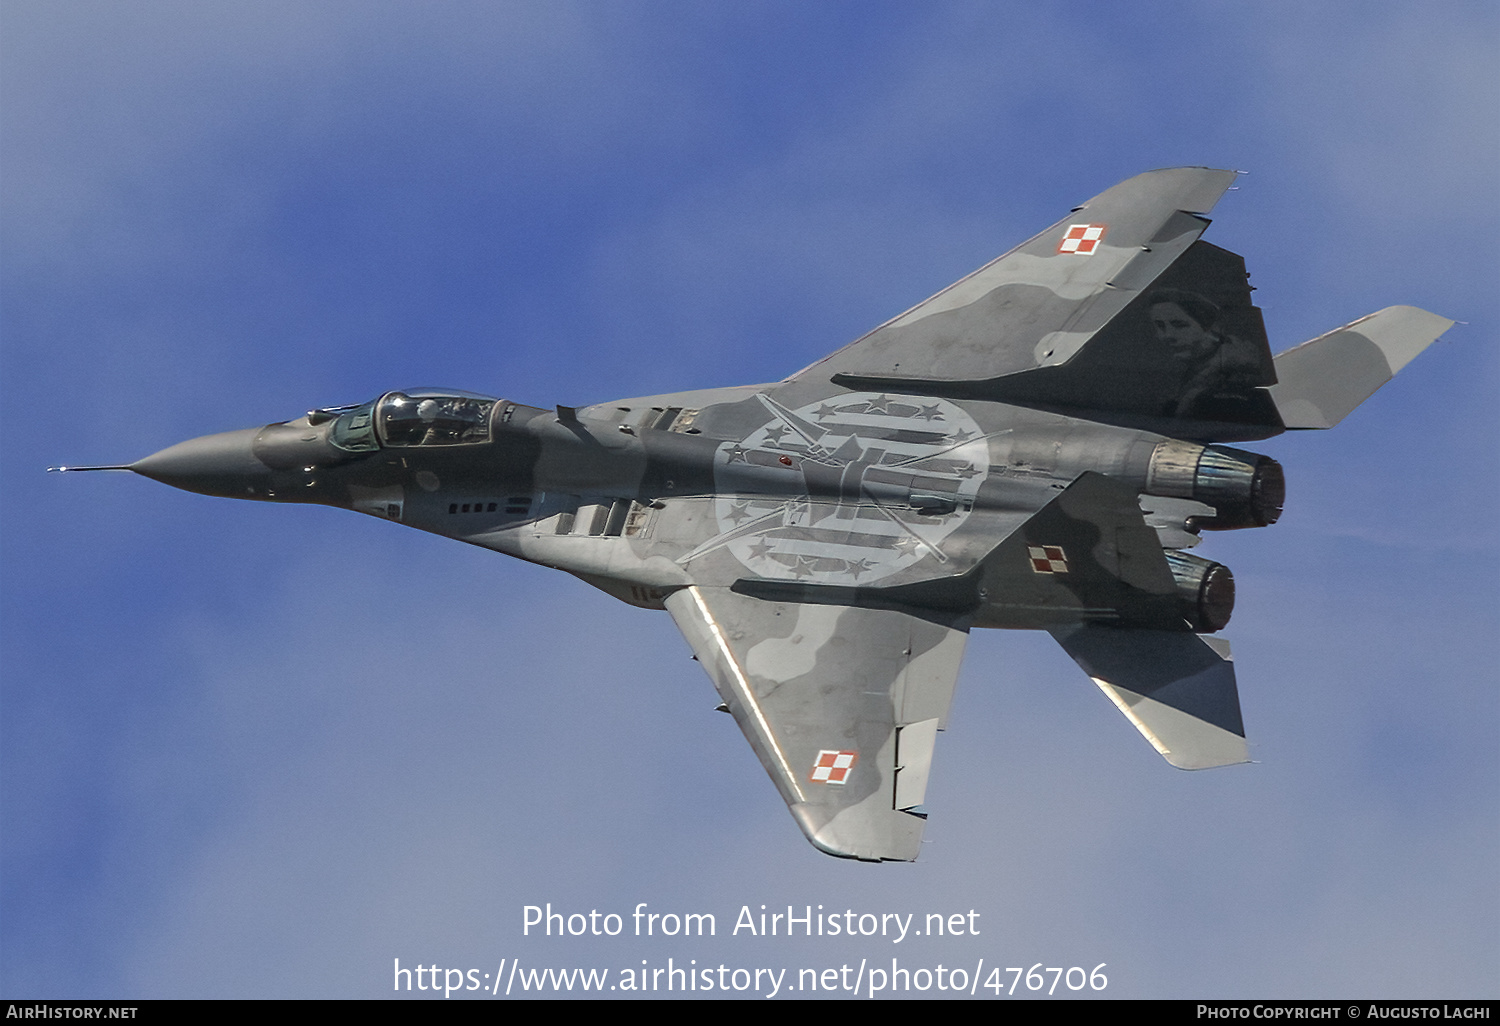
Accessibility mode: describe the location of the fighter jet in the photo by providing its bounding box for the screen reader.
[53,168,1453,861]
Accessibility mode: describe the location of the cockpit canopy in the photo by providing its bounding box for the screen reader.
[324,389,500,452]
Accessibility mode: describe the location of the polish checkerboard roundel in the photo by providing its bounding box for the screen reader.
[1028,545,1069,574]
[1057,223,1107,255]
[810,750,857,785]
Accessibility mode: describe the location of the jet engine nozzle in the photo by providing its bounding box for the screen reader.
[1164,550,1235,632]
[1145,440,1285,530]
[130,428,273,498]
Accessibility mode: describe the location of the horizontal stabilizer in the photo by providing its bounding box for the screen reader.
[1269,306,1454,428]
[1051,625,1248,769]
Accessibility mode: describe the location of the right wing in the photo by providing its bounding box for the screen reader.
[660,471,1247,859]
[664,585,969,862]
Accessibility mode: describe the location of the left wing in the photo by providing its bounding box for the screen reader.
[664,585,968,861]
[789,167,1240,386]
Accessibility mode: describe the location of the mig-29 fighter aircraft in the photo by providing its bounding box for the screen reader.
[54,168,1453,862]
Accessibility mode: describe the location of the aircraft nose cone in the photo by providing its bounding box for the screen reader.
[131,427,271,498]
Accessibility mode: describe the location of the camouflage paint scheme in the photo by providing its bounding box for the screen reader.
[63,169,1454,861]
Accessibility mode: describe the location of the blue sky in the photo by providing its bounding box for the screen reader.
[2,1,1496,999]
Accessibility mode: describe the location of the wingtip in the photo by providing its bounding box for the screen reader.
[792,804,924,863]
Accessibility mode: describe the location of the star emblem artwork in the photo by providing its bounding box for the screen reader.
[710,393,989,585]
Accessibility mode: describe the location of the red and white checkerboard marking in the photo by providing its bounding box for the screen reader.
[810,750,857,785]
[1057,223,1107,255]
[1028,545,1069,574]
